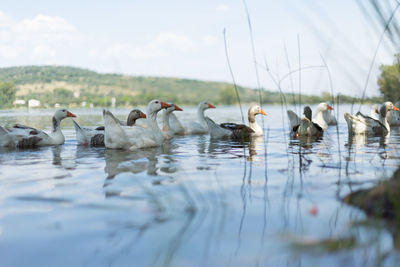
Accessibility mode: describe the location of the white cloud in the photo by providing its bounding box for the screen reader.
[13,14,76,33]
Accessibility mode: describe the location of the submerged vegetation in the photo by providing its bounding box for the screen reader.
[0,65,382,108]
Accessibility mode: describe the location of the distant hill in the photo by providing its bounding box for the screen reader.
[0,65,377,108]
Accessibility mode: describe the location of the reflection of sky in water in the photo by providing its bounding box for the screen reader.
[0,105,399,266]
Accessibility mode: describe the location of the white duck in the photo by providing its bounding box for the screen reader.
[344,102,399,135]
[73,109,146,146]
[103,100,171,150]
[205,105,266,139]
[291,106,323,138]
[287,102,333,130]
[0,109,76,148]
[313,102,334,130]
[161,104,183,139]
[185,101,216,134]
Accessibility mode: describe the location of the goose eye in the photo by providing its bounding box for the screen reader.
[155,101,159,104]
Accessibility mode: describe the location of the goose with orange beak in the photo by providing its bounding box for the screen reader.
[205,104,267,140]
[313,102,334,130]
[103,100,172,150]
[0,109,76,148]
[185,101,216,134]
[344,101,399,136]
[162,103,183,139]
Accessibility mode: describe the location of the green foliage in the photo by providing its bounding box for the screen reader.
[0,81,16,108]
[378,54,400,102]
[218,85,237,105]
[0,66,380,108]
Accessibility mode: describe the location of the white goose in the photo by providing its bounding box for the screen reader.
[73,109,146,146]
[313,102,334,130]
[161,104,183,139]
[103,100,171,150]
[0,109,76,148]
[205,105,266,139]
[185,101,216,134]
[291,106,323,138]
[287,102,334,130]
[344,102,399,135]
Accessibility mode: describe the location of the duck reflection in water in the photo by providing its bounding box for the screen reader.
[104,147,160,180]
[104,141,176,179]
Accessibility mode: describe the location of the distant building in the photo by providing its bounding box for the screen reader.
[28,99,41,108]
[13,99,26,105]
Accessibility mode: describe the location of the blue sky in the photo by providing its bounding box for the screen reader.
[0,0,398,97]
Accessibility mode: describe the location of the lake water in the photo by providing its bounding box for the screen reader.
[0,104,399,267]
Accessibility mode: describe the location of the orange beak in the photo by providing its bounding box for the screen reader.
[174,104,183,111]
[327,105,334,110]
[161,102,172,109]
[260,109,267,116]
[208,103,215,108]
[67,111,76,118]
[393,105,399,111]
[140,112,147,118]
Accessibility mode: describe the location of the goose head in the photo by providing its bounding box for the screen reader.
[127,109,146,126]
[303,106,312,121]
[146,100,172,116]
[198,101,215,111]
[316,102,333,112]
[165,103,183,114]
[380,102,399,118]
[54,109,76,121]
[248,105,266,123]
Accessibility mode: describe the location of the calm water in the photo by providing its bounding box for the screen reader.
[0,104,399,267]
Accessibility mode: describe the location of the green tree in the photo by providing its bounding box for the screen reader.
[0,81,16,108]
[378,54,400,102]
[218,85,237,105]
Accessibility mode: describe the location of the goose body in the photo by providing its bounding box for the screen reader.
[205,105,266,139]
[370,104,380,120]
[103,100,171,150]
[291,106,323,138]
[344,102,398,135]
[0,109,76,148]
[161,104,183,139]
[185,101,215,134]
[313,102,334,130]
[169,113,185,135]
[287,102,333,130]
[287,110,301,130]
[73,109,146,146]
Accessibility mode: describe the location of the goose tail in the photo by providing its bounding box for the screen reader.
[204,117,231,139]
[287,110,300,129]
[72,119,89,145]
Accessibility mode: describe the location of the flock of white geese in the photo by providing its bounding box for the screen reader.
[0,100,399,150]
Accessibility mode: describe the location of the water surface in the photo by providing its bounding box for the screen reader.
[0,104,399,267]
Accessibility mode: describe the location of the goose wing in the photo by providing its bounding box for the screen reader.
[220,123,254,140]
